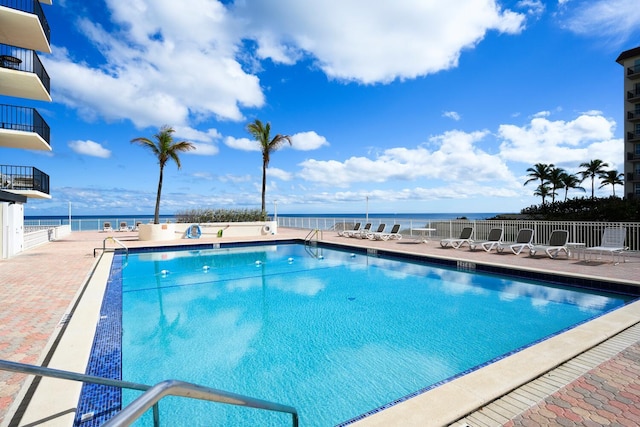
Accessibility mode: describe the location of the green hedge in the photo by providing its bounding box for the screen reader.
[519,197,640,221]
[175,208,264,223]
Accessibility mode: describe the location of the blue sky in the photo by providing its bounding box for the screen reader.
[4,0,640,216]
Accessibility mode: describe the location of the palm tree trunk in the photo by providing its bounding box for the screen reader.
[155,165,164,224]
[261,159,267,220]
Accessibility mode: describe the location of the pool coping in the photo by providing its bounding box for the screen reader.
[14,238,640,426]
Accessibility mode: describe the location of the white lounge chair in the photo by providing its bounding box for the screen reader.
[119,221,129,232]
[365,224,388,240]
[583,227,628,265]
[469,228,503,252]
[529,230,569,259]
[440,227,474,249]
[361,223,385,239]
[338,222,360,237]
[496,228,535,255]
[348,223,371,238]
[371,224,402,241]
[102,222,113,232]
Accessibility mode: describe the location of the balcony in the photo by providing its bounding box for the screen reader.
[628,131,640,143]
[0,43,50,101]
[0,164,50,199]
[0,0,51,53]
[627,64,640,80]
[627,89,640,103]
[0,104,51,150]
[628,111,640,122]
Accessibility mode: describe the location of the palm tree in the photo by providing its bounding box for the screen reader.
[559,172,584,201]
[579,159,609,198]
[246,119,291,220]
[598,169,624,197]
[524,163,554,203]
[547,167,566,203]
[533,184,553,204]
[131,125,195,224]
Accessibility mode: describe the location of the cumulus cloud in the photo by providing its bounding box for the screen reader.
[236,0,526,84]
[443,111,461,121]
[497,111,619,165]
[68,140,111,158]
[560,0,640,44]
[298,130,515,187]
[290,131,328,150]
[224,136,260,151]
[268,167,293,181]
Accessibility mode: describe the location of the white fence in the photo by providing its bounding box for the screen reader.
[24,225,71,251]
[275,217,640,252]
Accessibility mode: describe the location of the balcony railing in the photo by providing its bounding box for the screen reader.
[627,131,640,142]
[628,111,640,122]
[0,104,50,145]
[627,64,640,79]
[0,43,50,93]
[627,89,640,102]
[0,0,51,45]
[626,152,640,161]
[0,164,49,194]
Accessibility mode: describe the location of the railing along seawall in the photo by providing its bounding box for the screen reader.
[275,217,640,252]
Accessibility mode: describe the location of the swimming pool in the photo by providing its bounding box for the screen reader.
[77,242,635,426]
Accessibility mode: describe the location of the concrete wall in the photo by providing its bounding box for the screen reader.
[139,221,277,241]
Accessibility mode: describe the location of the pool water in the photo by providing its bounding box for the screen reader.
[119,244,630,426]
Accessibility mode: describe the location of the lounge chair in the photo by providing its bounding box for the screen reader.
[583,228,628,265]
[371,224,402,241]
[496,228,535,255]
[529,230,569,259]
[348,223,371,238]
[364,224,386,240]
[102,222,113,232]
[469,228,503,252]
[440,227,474,249]
[119,221,129,232]
[338,222,360,237]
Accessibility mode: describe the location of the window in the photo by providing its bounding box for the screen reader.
[636,164,640,175]
[635,183,640,196]
[636,103,640,114]
[635,143,640,155]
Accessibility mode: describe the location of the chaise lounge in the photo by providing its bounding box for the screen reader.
[469,228,503,252]
[529,230,569,259]
[440,227,474,249]
[496,228,535,255]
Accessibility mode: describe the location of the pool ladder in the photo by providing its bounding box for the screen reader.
[0,359,299,427]
[304,229,323,258]
[94,237,129,257]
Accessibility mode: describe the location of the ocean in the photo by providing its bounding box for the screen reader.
[25,213,503,232]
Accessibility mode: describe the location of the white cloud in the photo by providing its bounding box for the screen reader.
[443,111,461,121]
[498,112,618,164]
[68,140,111,158]
[236,0,526,84]
[290,131,329,151]
[224,136,260,151]
[560,0,640,44]
[190,143,219,156]
[268,167,293,181]
[297,130,515,187]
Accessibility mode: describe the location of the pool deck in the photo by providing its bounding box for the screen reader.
[0,228,639,426]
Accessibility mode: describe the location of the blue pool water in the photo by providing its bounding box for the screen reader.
[115,243,631,426]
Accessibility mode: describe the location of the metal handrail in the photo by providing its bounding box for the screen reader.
[0,359,299,427]
[94,236,129,257]
[103,379,299,427]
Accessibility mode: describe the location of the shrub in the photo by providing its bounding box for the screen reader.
[519,197,640,221]
[175,208,263,223]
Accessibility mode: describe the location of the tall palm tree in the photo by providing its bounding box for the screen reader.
[547,167,566,203]
[533,184,553,204]
[131,125,195,224]
[598,169,624,197]
[246,119,291,220]
[524,163,554,203]
[579,159,609,198]
[559,172,584,201]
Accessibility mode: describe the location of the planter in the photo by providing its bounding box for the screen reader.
[138,223,176,241]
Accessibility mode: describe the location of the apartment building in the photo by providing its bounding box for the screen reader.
[616,46,640,199]
[0,0,52,257]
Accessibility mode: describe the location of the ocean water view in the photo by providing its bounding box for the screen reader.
[24,213,503,232]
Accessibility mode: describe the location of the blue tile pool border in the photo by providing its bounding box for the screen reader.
[75,239,639,426]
